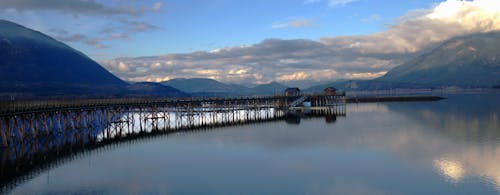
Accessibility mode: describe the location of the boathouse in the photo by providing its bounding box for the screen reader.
[324,87,337,95]
[284,87,300,96]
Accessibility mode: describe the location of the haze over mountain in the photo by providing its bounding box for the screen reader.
[306,32,500,92]
[127,82,187,97]
[0,20,184,99]
[162,78,247,96]
[162,78,288,96]
[377,32,500,88]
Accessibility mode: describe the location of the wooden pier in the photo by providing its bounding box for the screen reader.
[0,94,345,191]
[0,93,346,149]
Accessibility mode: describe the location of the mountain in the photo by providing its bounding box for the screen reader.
[0,20,185,99]
[0,20,126,87]
[162,78,289,96]
[305,80,430,93]
[377,32,500,88]
[161,78,247,96]
[250,82,288,95]
[126,82,188,97]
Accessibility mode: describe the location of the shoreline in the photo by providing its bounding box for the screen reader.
[346,95,445,103]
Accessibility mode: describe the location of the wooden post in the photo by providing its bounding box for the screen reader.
[0,118,7,147]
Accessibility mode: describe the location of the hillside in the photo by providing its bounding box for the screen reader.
[377,32,500,87]
[162,78,288,96]
[162,78,248,95]
[305,80,430,93]
[250,82,288,95]
[0,20,184,99]
[127,82,188,97]
[0,20,126,87]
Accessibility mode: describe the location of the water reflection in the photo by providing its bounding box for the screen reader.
[285,111,338,125]
[0,107,345,193]
[5,93,500,194]
[384,94,500,191]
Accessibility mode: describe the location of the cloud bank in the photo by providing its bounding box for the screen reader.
[103,0,500,85]
[321,0,500,54]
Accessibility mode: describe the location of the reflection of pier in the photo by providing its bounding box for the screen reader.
[0,94,345,191]
[286,105,345,125]
[0,94,346,146]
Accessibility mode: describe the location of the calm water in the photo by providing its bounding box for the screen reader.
[8,93,500,194]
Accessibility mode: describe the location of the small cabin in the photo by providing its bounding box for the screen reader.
[284,87,300,96]
[324,87,337,95]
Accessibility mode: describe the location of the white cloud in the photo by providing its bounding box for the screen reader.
[328,0,360,7]
[153,2,163,11]
[0,0,141,16]
[277,72,310,81]
[361,14,381,22]
[345,71,387,79]
[102,0,500,85]
[304,0,321,5]
[272,18,315,29]
[303,0,359,7]
[0,0,162,50]
[322,0,500,54]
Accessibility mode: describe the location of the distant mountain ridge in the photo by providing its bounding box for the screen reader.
[162,78,247,95]
[2,19,499,99]
[306,32,500,92]
[377,32,500,87]
[127,82,187,97]
[162,78,289,96]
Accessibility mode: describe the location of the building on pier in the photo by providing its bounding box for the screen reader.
[284,88,300,96]
[324,87,337,95]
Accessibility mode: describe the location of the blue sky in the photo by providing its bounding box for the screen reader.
[142,0,438,54]
[0,0,441,59]
[1,0,499,85]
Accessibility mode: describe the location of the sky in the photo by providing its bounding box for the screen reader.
[1,0,500,86]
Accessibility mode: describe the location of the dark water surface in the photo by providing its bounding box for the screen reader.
[9,93,500,194]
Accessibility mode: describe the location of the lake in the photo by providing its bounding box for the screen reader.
[6,93,500,194]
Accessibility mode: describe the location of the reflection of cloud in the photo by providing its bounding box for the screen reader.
[454,147,500,190]
[8,97,500,193]
[433,158,466,182]
[175,97,500,191]
[347,103,389,113]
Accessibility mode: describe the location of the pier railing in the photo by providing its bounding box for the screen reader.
[0,93,346,192]
[0,93,346,116]
[0,95,286,116]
